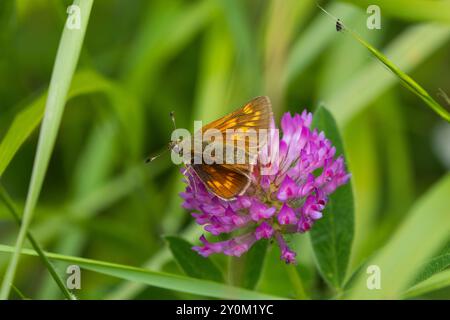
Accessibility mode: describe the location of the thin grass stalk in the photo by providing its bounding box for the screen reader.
[0,0,94,299]
[317,4,450,123]
[0,185,75,300]
[0,244,286,300]
[346,28,450,122]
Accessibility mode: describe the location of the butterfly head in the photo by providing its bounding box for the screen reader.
[146,111,183,163]
[168,137,184,157]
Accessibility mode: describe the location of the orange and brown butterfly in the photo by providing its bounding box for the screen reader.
[149,96,273,201]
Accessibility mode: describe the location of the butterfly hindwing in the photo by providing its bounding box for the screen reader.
[191,163,251,200]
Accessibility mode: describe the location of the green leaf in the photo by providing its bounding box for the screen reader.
[240,240,269,290]
[347,174,450,299]
[309,106,355,289]
[0,0,94,299]
[284,264,309,300]
[403,269,450,299]
[412,245,450,285]
[165,236,223,283]
[229,239,269,290]
[0,244,285,300]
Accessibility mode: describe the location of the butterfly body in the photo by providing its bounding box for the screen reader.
[170,96,273,200]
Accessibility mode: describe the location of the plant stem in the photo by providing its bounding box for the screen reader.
[0,186,75,300]
[0,0,94,299]
[285,264,309,300]
[11,284,30,300]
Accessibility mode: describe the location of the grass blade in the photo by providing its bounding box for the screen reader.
[105,223,201,300]
[122,0,214,99]
[347,174,450,299]
[345,26,450,122]
[317,6,450,122]
[0,69,143,178]
[0,0,94,299]
[193,21,234,121]
[0,186,75,300]
[217,0,261,95]
[0,244,285,300]
[263,0,315,109]
[322,23,450,125]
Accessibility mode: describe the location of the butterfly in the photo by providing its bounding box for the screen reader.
[167,96,273,200]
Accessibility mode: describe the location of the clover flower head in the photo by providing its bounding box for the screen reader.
[180,110,350,264]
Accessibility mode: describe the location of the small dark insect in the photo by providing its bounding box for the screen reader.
[336,19,343,32]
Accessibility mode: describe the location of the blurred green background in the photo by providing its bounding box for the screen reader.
[0,0,449,299]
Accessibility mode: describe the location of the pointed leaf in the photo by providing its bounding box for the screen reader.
[309,106,355,289]
[229,239,269,290]
[165,236,223,282]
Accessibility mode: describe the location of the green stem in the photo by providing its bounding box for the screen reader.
[0,0,94,299]
[0,186,75,300]
[285,264,309,300]
[11,284,30,300]
[228,256,243,286]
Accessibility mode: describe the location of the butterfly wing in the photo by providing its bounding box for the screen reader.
[190,96,272,200]
[200,96,273,162]
[192,163,252,200]
[201,96,273,133]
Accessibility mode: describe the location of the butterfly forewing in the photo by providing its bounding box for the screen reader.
[200,96,272,164]
[201,96,272,133]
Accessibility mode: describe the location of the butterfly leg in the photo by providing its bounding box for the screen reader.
[182,164,198,194]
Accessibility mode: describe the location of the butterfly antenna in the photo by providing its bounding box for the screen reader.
[145,148,169,163]
[170,111,177,130]
[146,112,178,164]
[145,154,159,163]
